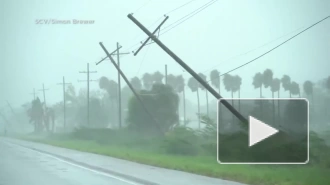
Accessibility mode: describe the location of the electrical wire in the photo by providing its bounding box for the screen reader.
[160,0,218,35]
[201,26,305,75]
[136,43,152,77]
[206,15,330,84]
[132,0,152,15]
[123,0,201,53]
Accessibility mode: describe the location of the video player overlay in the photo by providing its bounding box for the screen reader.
[217,98,309,164]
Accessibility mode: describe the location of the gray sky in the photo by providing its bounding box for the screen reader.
[1,0,330,109]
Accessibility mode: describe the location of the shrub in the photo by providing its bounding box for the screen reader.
[162,126,199,156]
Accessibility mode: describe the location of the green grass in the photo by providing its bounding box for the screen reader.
[17,135,330,185]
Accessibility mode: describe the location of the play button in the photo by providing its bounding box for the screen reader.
[249,116,279,147]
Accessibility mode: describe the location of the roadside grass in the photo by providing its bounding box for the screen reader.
[16,134,330,185]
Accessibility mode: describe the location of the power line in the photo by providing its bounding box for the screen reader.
[123,0,204,53]
[132,0,152,15]
[165,0,197,15]
[206,14,330,83]
[136,43,152,77]
[128,0,217,53]
[201,26,305,75]
[160,0,218,35]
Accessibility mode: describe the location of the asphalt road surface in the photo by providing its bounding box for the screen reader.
[0,141,143,185]
[0,138,246,185]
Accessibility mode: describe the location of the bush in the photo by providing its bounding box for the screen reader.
[162,126,199,156]
[126,83,179,134]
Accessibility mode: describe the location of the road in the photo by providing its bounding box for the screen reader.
[0,141,142,185]
[0,138,246,185]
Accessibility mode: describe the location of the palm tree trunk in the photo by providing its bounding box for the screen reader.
[231,90,234,124]
[260,86,263,119]
[278,90,280,127]
[289,92,292,98]
[183,88,186,126]
[206,90,209,116]
[238,89,241,112]
[272,92,275,125]
[197,89,201,129]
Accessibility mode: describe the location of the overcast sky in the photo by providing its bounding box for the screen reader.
[1,0,330,109]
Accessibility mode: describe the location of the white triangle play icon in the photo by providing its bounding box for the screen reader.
[249,116,279,147]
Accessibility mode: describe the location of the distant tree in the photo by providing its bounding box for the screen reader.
[290,81,301,98]
[167,74,177,88]
[188,77,201,129]
[65,84,78,104]
[303,80,314,105]
[232,75,242,111]
[271,78,280,125]
[152,71,164,84]
[210,69,221,94]
[99,76,118,122]
[75,97,109,127]
[127,83,179,134]
[263,69,274,89]
[130,77,142,91]
[27,97,44,133]
[281,75,292,98]
[142,73,153,90]
[223,74,234,105]
[210,69,222,124]
[176,75,186,125]
[253,72,263,98]
[198,73,209,116]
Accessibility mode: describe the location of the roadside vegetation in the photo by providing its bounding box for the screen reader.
[9,70,330,185]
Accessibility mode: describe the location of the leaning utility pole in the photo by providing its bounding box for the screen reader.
[111,42,130,128]
[57,76,71,128]
[79,63,97,126]
[38,83,49,107]
[127,14,248,126]
[97,42,164,135]
[95,44,129,128]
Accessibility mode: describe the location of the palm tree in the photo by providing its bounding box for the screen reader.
[290,81,300,97]
[198,73,209,116]
[233,75,242,111]
[210,69,221,94]
[223,74,234,105]
[130,77,142,91]
[281,75,292,98]
[152,71,164,84]
[188,77,200,129]
[303,80,314,106]
[263,69,273,97]
[176,75,186,125]
[271,78,280,125]
[210,69,222,124]
[253,72,263,98]
[142,73,153,90]
[99,76,118,118]
[166,74,177,88]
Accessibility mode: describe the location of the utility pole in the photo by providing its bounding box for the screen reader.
[97,42,164,135]
[38,83,49,107]
[114,42,130,128]
[165,64,168,85]
[127,14,248,126]
[57,76,71,128]
[79,63,97,126]
[30,88,37,100]
[100,43,129,128]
